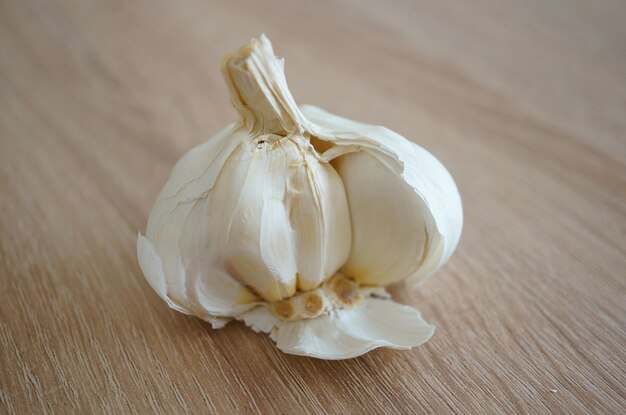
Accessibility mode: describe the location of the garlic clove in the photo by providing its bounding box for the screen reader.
[180,136,300,303]
[176,133,351,303]
[332,149,430,286]
[301,105,463,285]
[290,145,352,291]
[241,299,434,360]
[141,125,253,317]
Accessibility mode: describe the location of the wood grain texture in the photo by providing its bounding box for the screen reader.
[1,1,625,413]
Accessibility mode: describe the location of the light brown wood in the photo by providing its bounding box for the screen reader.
[1,1,625,413]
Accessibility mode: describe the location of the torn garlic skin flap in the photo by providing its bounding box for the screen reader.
[137,35,463,360]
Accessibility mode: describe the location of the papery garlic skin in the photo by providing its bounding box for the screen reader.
[137,35,462,359]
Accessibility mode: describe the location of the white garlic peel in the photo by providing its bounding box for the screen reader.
[137,35,462,359]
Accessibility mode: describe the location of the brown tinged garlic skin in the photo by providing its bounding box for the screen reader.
[137,35,463,359]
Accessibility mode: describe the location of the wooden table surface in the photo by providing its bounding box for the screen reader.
[1,1,625,413]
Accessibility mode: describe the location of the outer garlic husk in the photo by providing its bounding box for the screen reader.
[137,35,463,359]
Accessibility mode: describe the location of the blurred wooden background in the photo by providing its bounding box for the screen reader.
[1,1,625,413]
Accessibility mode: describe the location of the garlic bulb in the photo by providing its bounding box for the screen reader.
[137,35,462,359]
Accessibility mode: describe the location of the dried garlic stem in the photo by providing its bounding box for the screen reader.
[221,36,312,136]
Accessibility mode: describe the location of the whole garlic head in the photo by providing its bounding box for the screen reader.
[137,35,462,359]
